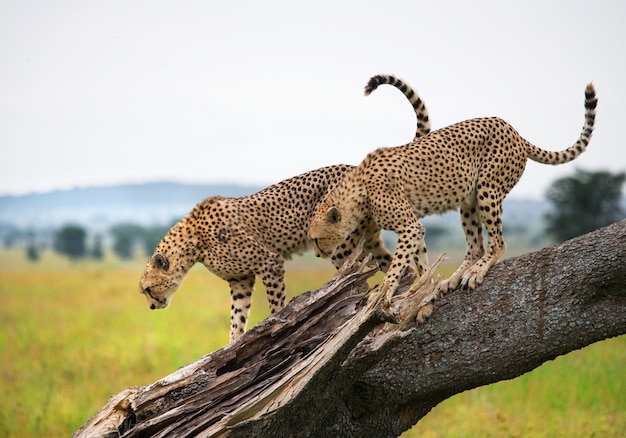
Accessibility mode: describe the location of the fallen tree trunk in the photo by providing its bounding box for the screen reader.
[75,220,626,438]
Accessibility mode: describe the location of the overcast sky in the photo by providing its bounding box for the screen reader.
[1,0,624,199]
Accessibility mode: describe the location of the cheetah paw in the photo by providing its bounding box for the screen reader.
[460,268,485,290]
[436,275,460,295]
[416,302,434,324]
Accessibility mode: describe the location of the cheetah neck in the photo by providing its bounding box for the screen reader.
[161,218,202,273]
[327,166,368,228]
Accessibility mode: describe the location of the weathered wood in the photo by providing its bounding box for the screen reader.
[73,248,398,438]
[74,220,626,438]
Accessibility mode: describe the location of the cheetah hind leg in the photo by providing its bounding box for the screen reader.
[437,204,485,294]
[260,257,287,314]
[458,198,508,289]
[440,202,508,292]
[460,241,507,290]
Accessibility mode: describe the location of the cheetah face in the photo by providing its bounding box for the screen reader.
[139,253,184,310]
[308,205,350,258]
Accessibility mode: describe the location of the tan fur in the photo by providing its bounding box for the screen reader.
[139,75,431,341]
[308,81,597,304]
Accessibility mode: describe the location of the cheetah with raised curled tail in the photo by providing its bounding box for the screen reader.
[139,75,431,341]
[308,80,597,306]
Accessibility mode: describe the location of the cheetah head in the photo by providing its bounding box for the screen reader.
[139,252,187,310]
[139,200,215,310]
[308,204,353,258]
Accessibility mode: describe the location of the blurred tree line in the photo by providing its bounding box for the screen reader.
[15,168,626,263]
[544,169,625,242]
[25,222,173,262]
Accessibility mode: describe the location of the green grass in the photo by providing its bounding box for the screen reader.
[405,335,626,437]
[0,249,624,437]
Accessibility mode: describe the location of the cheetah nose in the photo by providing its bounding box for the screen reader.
[150,304,156,310]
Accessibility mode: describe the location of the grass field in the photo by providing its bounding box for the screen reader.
[1,249,624,437]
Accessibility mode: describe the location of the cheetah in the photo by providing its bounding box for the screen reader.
[308,80,597,307]
[139,75,431,341]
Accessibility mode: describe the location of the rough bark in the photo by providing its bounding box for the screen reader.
[74,220,626,438]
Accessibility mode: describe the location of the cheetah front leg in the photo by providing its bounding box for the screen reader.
[329,222,392,273]
[379,220,428,307]
[362,223,393,272]
[227,275,255,342]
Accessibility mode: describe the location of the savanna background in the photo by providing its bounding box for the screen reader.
[1,180,625,436]
[2,0,626,436]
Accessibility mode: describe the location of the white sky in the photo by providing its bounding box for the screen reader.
[1,0,625,198]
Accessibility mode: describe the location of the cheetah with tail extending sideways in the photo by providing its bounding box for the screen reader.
[308,79,597,307]
[139,75,431,341]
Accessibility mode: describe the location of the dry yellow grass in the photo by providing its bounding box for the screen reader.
[0,249,623,437]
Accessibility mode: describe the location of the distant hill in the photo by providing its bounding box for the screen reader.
[0,182,262,231]
[3,181,622,237]
[3,181,624,254]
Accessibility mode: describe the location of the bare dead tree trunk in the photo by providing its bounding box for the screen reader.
[74,220,626,438]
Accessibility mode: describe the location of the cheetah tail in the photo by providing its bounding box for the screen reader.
[526,83,597,165]
[364,74,431,140]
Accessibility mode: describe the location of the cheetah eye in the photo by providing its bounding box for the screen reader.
[153,253,170,272]
[327,207,341,224]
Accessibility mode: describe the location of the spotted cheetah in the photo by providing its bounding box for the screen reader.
[139,75,431,341]
[308,80,597,306]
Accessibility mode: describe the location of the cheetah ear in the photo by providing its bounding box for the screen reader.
[153,253,170,272]
[327,207,341,224]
